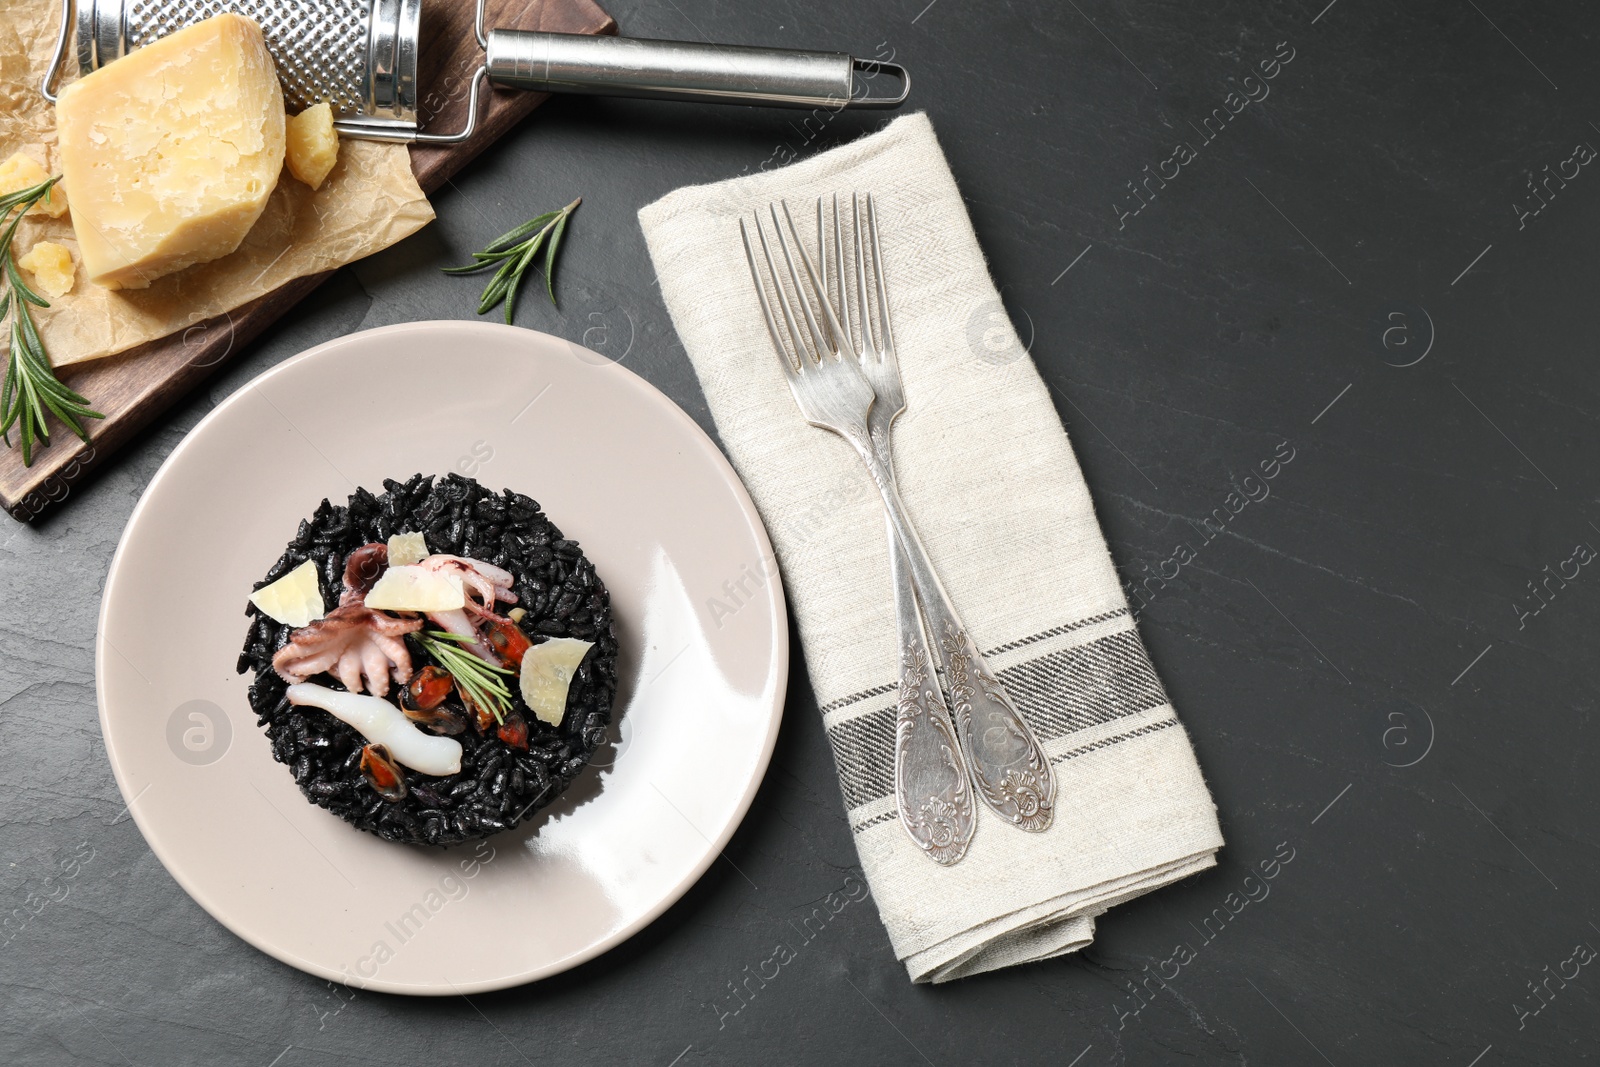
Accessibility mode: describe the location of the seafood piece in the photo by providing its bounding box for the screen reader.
[496,709,530,750]
[360,744,407,801]
[479,613,533,669]
[340,542,389,605]
[402,704,468,736]
[401,666,466,736]
[271,604,422,697]
[286,683,462,776]
[459,688,497,733]
[403,665,454,711]
[418,554,517,611]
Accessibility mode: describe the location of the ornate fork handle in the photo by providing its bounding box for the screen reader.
[886,512,976,864]
[849,435,1056,832]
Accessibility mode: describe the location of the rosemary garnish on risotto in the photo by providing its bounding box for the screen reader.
[413,629,514,725]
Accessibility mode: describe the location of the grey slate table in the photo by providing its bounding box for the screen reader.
[5,0,1598,1063]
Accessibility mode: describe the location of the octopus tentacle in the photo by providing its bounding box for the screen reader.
[272,603,423,695]
[335,649,364,694]
[372,633,415,682]
[362,643,393,698]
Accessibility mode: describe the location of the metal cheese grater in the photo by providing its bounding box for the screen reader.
[41,0,909,143]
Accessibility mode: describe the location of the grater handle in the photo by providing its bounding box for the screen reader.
[40,0,74,103]
[483,32,909,111]
[38,0,909,142]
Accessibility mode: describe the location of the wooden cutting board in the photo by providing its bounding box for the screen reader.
[1,0,615,521]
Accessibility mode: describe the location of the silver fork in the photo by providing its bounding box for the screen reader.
[815,197,975,865]
[740,197,1056,834]
[740,206,970,864]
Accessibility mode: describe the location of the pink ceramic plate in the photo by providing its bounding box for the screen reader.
[96,322,788,994]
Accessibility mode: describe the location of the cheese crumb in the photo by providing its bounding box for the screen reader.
[0,153,68,218]
[17,242,75,298]
[286,103,340,191]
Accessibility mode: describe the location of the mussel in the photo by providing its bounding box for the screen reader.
[479,614,533,668]
[359,743,407,801]
[496,710,530,751]
[401,704,468,736]
[404,664,454,711]
[459,689,498,733]
[400,666,466,734]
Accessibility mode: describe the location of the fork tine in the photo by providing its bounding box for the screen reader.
[775,200,851,359]
[814,198,825,297]
[831,194,853,351]
[739,219,798,377]
[852,192,876,355]
[770,203,834,361]
[814,199,835,353]
[866,193,896,355]
[749,214,814,370]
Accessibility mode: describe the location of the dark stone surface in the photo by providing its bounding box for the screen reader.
[4,0,1598,1063]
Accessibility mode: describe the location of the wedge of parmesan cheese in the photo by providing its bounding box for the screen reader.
[250,560,325,627]
[54,13,286,289]
[386,531,429,567]
[518,638,595,726]
[362,566,465,613]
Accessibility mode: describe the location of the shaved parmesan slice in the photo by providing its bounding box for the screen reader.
[362,566,464,612]
[249,560,325,627]
[519,638,595,726]
[386,531,429,567]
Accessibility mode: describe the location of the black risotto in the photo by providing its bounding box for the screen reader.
[236,474,619,845]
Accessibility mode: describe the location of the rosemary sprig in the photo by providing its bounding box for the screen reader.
[1,177,102,466]
[443,197,580,325]
[412,629,514,725]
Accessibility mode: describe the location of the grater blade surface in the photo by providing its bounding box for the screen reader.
[124,0,370,115]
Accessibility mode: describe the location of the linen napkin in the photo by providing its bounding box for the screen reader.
[638,113,1224,983]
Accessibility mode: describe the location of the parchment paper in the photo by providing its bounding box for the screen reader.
[0,0,435,366]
